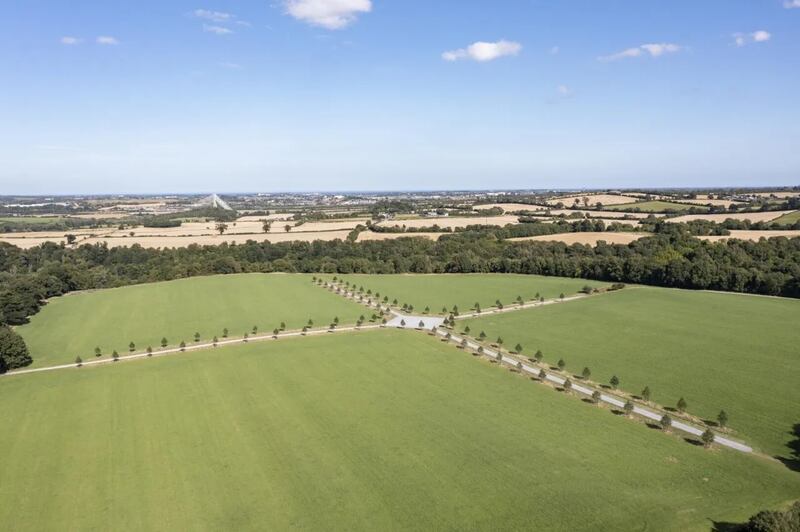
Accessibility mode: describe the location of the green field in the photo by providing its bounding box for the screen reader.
[17,274,364,368]
[329,274,605,314]
[773,210,800,226]
[0,216,64,225]
[0,330,797,531]
[462,287,800,458]
[605,200,705,212]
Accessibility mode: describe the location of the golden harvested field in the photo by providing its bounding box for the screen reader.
[376,215,519,230]
[750,191,800,198]
[697,230,800,242]
[667,210,796,223]
[0,236,69,249]
[236,213,296,222]
[356,231,445,242]
[508,231,649,245]
[473,203,545,213]
[546,194,641,207]
[548,209,657,219]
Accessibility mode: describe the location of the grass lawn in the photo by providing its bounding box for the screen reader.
[605,200,705,213]
[0,216,64,225]
[17,273,364,368]
[0,330,797,531]
[461,287,800,458]
[328,274,605,314]
[773,210,800,226]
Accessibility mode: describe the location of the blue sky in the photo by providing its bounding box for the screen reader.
[1,0,798,194]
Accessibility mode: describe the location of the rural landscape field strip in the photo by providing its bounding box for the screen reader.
[460,287,800,458]
[435,329,752,452]
[2,331,798,531]
[4,323,382,377]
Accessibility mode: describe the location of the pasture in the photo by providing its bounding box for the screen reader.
[605,200,703,212]
[330,273,605,314]
[0,330,797,531]
[773,210,800,226]
[461,286,800,458]
[17,274,364,368]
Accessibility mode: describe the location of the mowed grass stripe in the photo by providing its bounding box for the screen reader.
[461,287,800,458]
[17,273,365,368]
[329,273,605,315]
[0,331,798,531]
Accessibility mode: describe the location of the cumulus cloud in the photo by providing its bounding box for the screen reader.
[60,36,81,45]
[203,24,233,35]
[784,0,800,8]
[96,36,119,45]
[598,43,682,62]
[442,40,522,62]
[733,30,771,47]
[285,0,372,30]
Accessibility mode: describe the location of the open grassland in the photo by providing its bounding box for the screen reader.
[773,210,800,226]
[461,287,800,458]
[508,231,649,246]
[1,330,797,531]
[330,274,606,314]
[548,208,658,219]
[0,216,65,225]
[17,274,364,368]
[605,200,704,212]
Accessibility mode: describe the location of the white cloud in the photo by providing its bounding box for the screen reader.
[284,0,372,30]
[442,40,522,62]
[203,24,233,35]
[96,36,119,45]
[60,36,81,45]
[784,0,800,8]
[557,85,573,97]
[733,30,771,47]
[193,9,234,22]
[599,43,682,62]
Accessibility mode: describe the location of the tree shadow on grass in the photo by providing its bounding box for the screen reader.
[709,520,744,532]
[610,409,624,416]
[776,423,800,473]
[645,422,661,430]
[683,437,703,447]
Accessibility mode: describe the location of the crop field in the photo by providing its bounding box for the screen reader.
[330,274,605,314]
[17,274,364,368]
[667,210,797,224]
[605,200,704,212]
[773,210,800,226]
[1,330,797,531]
[508,231,648,245]
[697,230,800,242]
[461,286,800,458]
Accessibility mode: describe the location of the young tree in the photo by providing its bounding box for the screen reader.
[284,224,292,233]
[252,325,258,334]
[307,319,314,327]
[495,351,503,362]
[333,316,339,325]
[161,337,168,348]
[514,343,523,354]
[419,320,425,328]
[581,367,591,379]
[222,328,228,338]
[609,375,620,389]
[563,378,572,393]
[516,295,523,305]
[129,341,136,352]
[147,346,153,356]
[591,390,602,404]
[496,337,504,347]
[381,317,387,326]
[243,332,249,342]
[479,331,487,341]
[460,338,468,349]
[623,400,634,417]
[534,350,543,363]
[660,414,672,432]
[302,325,308,335]
[262,220,272,233]
[677,397,688,413]
[475,303,481,314]
[280,322,286,331]
[400,319,406,327]
[464,325,471,334]
[477,346,484,355]
[194,332,200,342]
[112,350,119,361]
[215,222,228,235]
[423,306,430,314]
[179,341,186,352]
[641,386,651,402]
[717,410,728,428]
[516,361,523,371]
[557,358,566,371]
[94,347,102,357]
[273,328,279,338]
[441,306,447,314]
[75,355,83,367]
[559,293,565,301]
[701,429,715,448]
